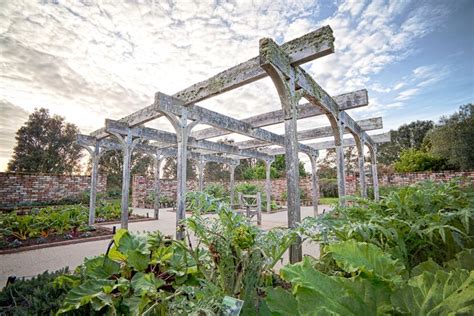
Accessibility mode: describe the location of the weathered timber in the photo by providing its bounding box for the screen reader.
[191,90,368,140]
[264,159,274,213]
[235,117,382,149]
[260,39,303,263]
[90,26,334,139]
[259,37,377,149]
[173,26,334,105]
[155,92,319,156]
[370,146,380,201]
[105,119,272,160]
[154,152,163,219]
[309,155,320,216]
[261,132,391,155]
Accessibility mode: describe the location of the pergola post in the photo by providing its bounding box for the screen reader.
[308,154,320,216]
[355,137,367,198]
[335,119,346,204]
[260,39,302,263]
[161,110,198,240]
[229,161,239,207]
[109,129,140,229]
[370,145,380,201]
[197,157,206,192]
[153,151,163,219]
[88,143,100,225]
[264,158,274,213]
[77,140,103,226]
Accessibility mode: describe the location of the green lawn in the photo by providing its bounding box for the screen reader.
[319,197,339,205]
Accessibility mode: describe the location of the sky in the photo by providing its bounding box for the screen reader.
[1,0,473,172]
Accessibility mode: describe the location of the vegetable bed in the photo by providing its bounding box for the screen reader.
[2,181,473,315]
[0,200,140,250]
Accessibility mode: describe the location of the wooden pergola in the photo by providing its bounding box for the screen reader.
[77,26,389,263]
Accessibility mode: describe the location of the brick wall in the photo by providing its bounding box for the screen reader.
[0,172,107,207]
[132,175,314,208]
[345,170,474,195]
[132,170,474,207]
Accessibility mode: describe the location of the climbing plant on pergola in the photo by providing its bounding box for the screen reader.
[77,26,389,263]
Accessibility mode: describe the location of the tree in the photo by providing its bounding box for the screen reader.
[378,120,434,165]
[236,154,307,180]
[7,108,82,174]
[317,147,361,178]
[162,157,197,180]
[393,149,449,172]
[425,104,474,170]
[204,161,229,182]
[95,149,154,191]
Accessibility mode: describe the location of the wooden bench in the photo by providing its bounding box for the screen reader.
[235,192,262,225]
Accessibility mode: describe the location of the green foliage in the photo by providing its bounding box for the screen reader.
[266,240,474,315]
[185,191,228,214]
[235,183,277,210]
[394,149,449,172]
[7,108,83,174]
[378,120,434,166]
[203,183,227,200]
[0,268,76,315]
[426,103,474,170]
[57,209,295,314]
[319,178,338,197]
[300,181,474,269]
[0,200,124,246]
[98,148,154,192]
[162,157,197,180]
[238,155,307,180]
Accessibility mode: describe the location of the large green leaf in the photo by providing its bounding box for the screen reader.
[121,295,152,315]
[127,250,150,272]
[327,240,406,282]
[278,257,392,315]
[83,256,121,279]
[116,230,149,255]
[131,272,165,297]
[265,287,300,316]
[392,269,474,315]
[446,248,474,271]
[57,279,116,313]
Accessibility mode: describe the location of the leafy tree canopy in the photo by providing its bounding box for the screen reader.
[378,120,434,165]
[425,104,474,170]
[7,108,82,174]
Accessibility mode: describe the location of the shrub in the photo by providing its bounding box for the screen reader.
[394,149,449,172]
[319,178,338,197]
[203,183,228,200]
[0,268,75,315]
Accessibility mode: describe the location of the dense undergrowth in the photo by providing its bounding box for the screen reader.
[1,181,472,315]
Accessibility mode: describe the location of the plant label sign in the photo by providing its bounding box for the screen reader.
[221,296,244,315]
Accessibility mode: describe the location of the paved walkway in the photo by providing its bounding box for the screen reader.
[0,206,330,287]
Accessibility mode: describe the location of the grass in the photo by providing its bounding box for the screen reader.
[319,197,339,205]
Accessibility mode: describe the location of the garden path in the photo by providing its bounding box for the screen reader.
[0,205,329,287]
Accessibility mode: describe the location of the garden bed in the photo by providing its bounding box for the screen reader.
[0,225,113,254]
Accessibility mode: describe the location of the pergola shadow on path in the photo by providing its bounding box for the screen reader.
[77,26,389,263]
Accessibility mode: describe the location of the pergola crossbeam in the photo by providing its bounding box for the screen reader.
[190,89,368,140]
[105,120,272,160]
[155,92,319,156]
[235,117,382,149]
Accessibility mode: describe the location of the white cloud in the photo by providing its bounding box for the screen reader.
[395,88,419,101]
[0,0,452,169]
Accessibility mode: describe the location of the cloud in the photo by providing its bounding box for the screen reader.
[0,100,29,170]
[395,88,419,101]
[0,0,452,168]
